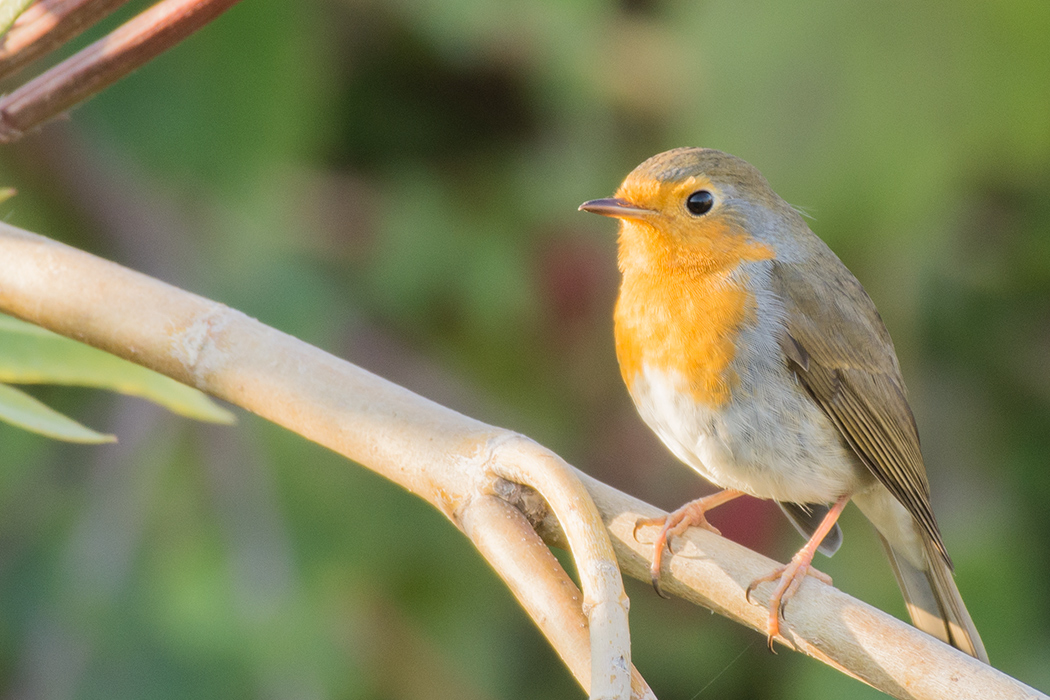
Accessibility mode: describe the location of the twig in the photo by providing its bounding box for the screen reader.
[0,0,35,36]
[0,0,132,81]
[0,220,1046,700]
[0,0,242,142]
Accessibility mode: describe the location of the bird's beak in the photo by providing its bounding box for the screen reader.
[578,198,654,221]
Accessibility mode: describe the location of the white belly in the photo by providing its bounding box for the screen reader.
[630,362,868,503]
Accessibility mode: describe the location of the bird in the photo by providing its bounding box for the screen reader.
[579,147,988,661]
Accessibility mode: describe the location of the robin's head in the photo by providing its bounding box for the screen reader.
[580,148,798,268]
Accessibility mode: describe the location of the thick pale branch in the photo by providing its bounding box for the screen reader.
[0,221,632,700]
[0,221,1046,699]
[525,472,1047,700]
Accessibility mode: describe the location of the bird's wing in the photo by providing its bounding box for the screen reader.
[768,257,949,565]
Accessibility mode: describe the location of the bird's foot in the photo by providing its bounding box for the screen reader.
[745,552,833,651]
[744,494,849,651]
[633,489,744,598]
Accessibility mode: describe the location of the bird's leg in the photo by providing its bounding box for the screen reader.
[634,489,745,597]
[745,494,849,651]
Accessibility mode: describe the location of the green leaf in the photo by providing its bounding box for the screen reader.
[0,314,236,424]
[0,187,15,204]
[0,383,115,443]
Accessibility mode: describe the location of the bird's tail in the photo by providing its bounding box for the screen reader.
[876,531,989,662]
[853,486,988,662]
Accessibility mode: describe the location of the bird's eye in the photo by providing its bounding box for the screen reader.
[686,190,715,216]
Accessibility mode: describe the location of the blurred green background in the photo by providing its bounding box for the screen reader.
[1,0,1049,697]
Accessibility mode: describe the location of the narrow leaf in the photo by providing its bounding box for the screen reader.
[0,314,235,424]
[0,382,115,443]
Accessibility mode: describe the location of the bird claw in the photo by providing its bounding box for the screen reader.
[746,557,832,649]
[650,572,671,600]
[634,490,744,598]
[636,506,720,597]
[744,579,760,605]
[744,495,848,650]
[632,515,662,542]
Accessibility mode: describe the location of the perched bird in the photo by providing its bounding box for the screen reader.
[579,147,988,661]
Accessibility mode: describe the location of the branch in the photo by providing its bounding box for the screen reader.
[0,0,35,37]
[527,473,1045,700]
[0,220,1045,700]
[0,221,638,700]
[460,494,653,700]
[0,0,131,81]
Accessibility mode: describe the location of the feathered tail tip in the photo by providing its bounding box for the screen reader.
[878,532,989,663]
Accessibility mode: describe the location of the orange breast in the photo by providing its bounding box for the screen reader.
[614,219,774,407]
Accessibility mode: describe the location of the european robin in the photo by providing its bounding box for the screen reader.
[579,147,987,661]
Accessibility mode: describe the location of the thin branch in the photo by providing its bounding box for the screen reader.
[0,220,1046,700]
[0,0,242,142]
[0,0,35,36]
[0,0,132,81]
[0,221,635,700]
[482,435,632,698]
[460,495,655,700]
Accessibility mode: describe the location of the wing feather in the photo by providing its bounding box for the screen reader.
[769,257,950,565]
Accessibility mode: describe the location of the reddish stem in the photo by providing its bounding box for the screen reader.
[0,0,131,82]
[0,0,244,143]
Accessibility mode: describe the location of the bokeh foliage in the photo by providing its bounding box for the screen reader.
[0,0,1048,697]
